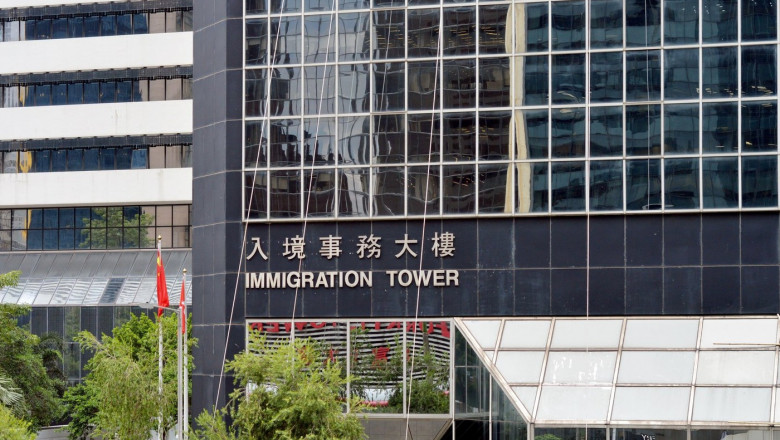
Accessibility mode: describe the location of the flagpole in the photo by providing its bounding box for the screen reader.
[157,235,164,439]
[181,268,188,440]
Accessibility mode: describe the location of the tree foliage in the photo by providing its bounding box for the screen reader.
[78,207,155,249]
[0,405,35,440]
[0,271,65,429]
[64,312,194,440]
[193,335,366,440]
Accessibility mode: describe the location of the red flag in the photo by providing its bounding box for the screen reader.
[156,243,169,317]
[179,271,187,334]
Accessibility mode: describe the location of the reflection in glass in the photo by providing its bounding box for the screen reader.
[339,116,370,165]
[626,51,661,101]
[270,67,302,116]
[269,170,301,218]
[373,10,405,59]
[626,0,661,46]
[443,113,477,161]
[270,17,302,64]
[590,106,623,157]
[703,157,738,208]
[702,47,737,98]
[591,51,623,102]
[665,49,699,99]
[480,5,509,54]
[247,0,267,14]
[552,1,585,50]
[626,105,662,156]
[455,328,490,429]
[702,0,737,41]
[408,9,439,58]
[408,114,440,162]
[374,63,405,111]
[741,46,777,97]
[518,109,549,159]
[304,65,336,114]
[408,165,440,215]
[665,0,698,44]
[479,111,511,160]
[743,156,778,207]
[522,3,549,52]
[479,164,509,213]
[664,103,699,154]
[538,427,606,440]
[269,119,301,166]
[303,118,335,165]
[551,161,585,211]
[551,108,586,158]
[491,379,526,437]
[245,121,267,168]
[742,101,778,151]
[303,169,335,216]
[339,168,370,216]
[245,69,267,117]
[373,167,405,215]
[742,0,777,40]
[408,61,440,110]
[665,158,699,209]
[443,165,476,214]
[702,102,738,152]
[518,55,549,106]
[590,160,623,210]
[614,428,687,440]
[480,58,511,107]
[552,54,585,104]
[626,159,661,210]
[338,13,370,61]
[338,64,370,113]
[443,7,477,55]
[374,114,405,163]
[591,0,622,48]
[444,59,477,108]
[304,15,336,63]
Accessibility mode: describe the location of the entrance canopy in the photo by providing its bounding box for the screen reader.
[456,317,780,427]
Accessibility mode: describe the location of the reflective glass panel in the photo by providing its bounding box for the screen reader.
[618,351,695,383]
[551,161,585,211]
[741,45,777,97]
[626,105,662,156]
[478,164,510,213]
[408,9,439,58]
[665,0,699,44]
[444,113,477,161]
[374,63,405,112]
[270,66,302,116]
[665,49,699,99]
[590,160,623,210]
[478,111,510,160]
[443,7,477,56]
[268,119,301,167]
[443,59,477,109]
[517,55,549,106]
[521,3,548,52]
[479,5,509,54]
[373,167,405,215]
[591,51,623,102]
[626,51,661,101]
[338,116,370,165]
[303,118,335,165]
[338,13,370,61]
[536,386,611,421]
[702,157,738,208]
[443,165,476,214]
[664,103,699,154]
[338,63,370,113]
[626,0,661,46]
[551,108,586,158]
[702,46,737,98]
[303,65,335,114]
[407,113,440,162]
[700,318,778,347]
[480,58,511,107]
[743,156,778,207]
[612,387,691,421]
[304,15,335,63]
[697,351,775,385]
[246,19,268,66]
[373,10,405,59]
[590,106,623,157]
[518,109,549,159]
[245,69,267,117]
[339,168,370,216]
[518,162,549,213]
[742,0,777,40]
[551,1,585,50]
[626,159,662,210]
[702,0,737,42]
[270,17,302,64]
[552,54,585,104]
[409,61,441,110]
[303,169,335,217]
[373,114,405,163]
[702,102,738,152]
[692,387,771,422]
[665,158,699,209]
[245,172,267,218]
[591,0,622,48]
[742,101,778,151]
[269,170,301,218]
[496,351,545,384]
[407,165,440,215]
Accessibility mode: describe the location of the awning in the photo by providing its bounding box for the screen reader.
[457,317,780,427]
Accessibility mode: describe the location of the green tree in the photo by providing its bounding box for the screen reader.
[0,271,65,429]
[193,334,367,440]
[78,207,155,249]
[0,405,35,440]
[64,312,195,440]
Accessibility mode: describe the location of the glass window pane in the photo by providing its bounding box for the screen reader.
[303,118,335,165]
[149,12,165,33]
[626,159,662,210]
[338,63,370,113]
[271,17,302,64]
[591,0,622,48]
[117,14,132,35]
[742,156,778,207]
[52,84,67,105]
[35,150,51,172]
[443,164,476,214]
[665,0,699,44]
[68,83,83,104]
[536,386,612,421]
[269,170,301,218]
[479,5,508,54]
[703,0,737,42]
[304,66,335,114]
[626,105,662,156]
[613,390,692,421]
[116,148,132,169]
[116,81,131,102]
[742,0,777,40]
[407,165,440,215]
[624,319,699,348]
[552,108,585,158]
[51,150,67,172]
[407,113,440,163]
[626,51,661,101]
[373,167,405,215]
[702,102,738,152]
[84,16,100,37]
[665,48,699,99]
[131,149,148,169]
[518,162,549,213]
[338,168,369,216]
[517,55,549,106]
[742,45,777,97]
[338,116,370,165]
[479,58,510,107]
[133,13,148,34]
[53,18,68,38]
[373,10,405,59]
[702,46,737,98]
[83,149,99,170]
[149,79,165,101]
[271,66,302,116]
[552,1,585,50]
[552,54,585,104]
[100,15,116,36]
[408,9,439,58]
[545,352,617,384]
[697,351,775,385]
[590,160,623,210]
[626,0,661,46]
[245,68,267,117]
[590,106,623,157]
[665,158,699,209]
[517,109,549,159]
[478,164,509,213]
[618,352,695,383]
[68,17,84,38]
[703,157,738,208]
[101,148,115,170]
[692,387,772,422]
[742,101,778,151]
[591,51,623,102]
[83,83,99,103]
[338,13,369,61]
[443,112,477,161]
[444,7,477,55]
[551,161,585,211]
[496,351,545,383]
[665,103,699,154]
[478,111,509,160]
